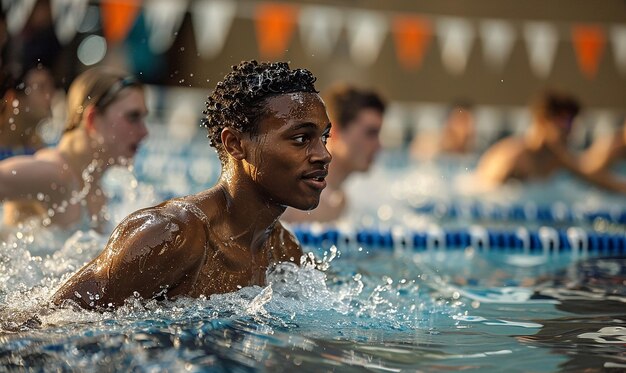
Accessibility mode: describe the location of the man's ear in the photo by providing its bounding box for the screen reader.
[330,124,341,140]
[83,105,99,134]
[221,127,246,160]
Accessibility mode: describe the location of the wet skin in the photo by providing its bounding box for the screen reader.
[52,92,332,309]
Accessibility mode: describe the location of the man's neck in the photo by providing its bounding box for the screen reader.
[213,179,283,253]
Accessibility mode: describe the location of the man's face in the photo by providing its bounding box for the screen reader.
[544,113,575,144]
[330,108,383,172]
[96,87,149,161]
[243,92,332,211]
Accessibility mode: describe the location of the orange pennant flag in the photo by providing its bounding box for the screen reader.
[100,0,142,45]
[572,25,606,79]
[255,3,298,60]
[392,15,432,70]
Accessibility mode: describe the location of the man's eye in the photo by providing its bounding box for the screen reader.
[293,135,307,143]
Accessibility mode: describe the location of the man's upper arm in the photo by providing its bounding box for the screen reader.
[476,140,518,184]
[53,206,207,309]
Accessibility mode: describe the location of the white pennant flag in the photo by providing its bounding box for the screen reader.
[144,0,189,54]
[192,0,236,59]
[611,24,626,75]
[2,0,37,35]
[346,10,388,66]
[299,5,342,59]
[523,22,558,78]
[480,19,515,71]
[437,17,475,75]
[50,0,88,45]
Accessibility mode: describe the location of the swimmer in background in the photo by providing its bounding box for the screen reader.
[0,64,56,160]
[51,60,332,310]
[410,101,476,160]
[0,66,149,231]
[475,89,581,187]
[281,83,385,223]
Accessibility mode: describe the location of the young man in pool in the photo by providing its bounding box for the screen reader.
[52,60,332,310]
[475,89,580,187]
[281,83,385,223]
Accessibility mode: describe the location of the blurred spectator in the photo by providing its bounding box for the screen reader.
[475,89,581,187]
[0,66,148,231]
[282,83,386,223]
[411,101,475,160]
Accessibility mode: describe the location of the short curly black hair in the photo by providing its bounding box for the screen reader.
[203,60,318,164]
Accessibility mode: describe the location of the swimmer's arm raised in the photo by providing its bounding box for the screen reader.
[52,208,207,309]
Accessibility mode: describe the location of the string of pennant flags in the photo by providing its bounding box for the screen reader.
[4,0,626,79]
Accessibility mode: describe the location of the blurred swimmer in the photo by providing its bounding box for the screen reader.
[0,66,148,231]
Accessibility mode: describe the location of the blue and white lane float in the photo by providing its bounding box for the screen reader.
[411,200,626,225]
[292,225,626,257]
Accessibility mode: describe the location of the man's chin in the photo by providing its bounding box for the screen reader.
[295,200,320,211]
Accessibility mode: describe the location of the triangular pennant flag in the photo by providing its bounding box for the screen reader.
[346,10,388,67]
[572,25,606,79]
[610,25,626,75]
[298,5,342,59]
[191,0,236,59]
[480,19,516,71]
[255,3,298,59]
[437,17,475,75]
[50,0,89,45]
[392,15,432,70]
[144,0,188,54]
[523,22,558,78]
[100,0,141,45]
[2,0,37,35]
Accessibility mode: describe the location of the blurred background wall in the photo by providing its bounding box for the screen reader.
[3,0,626,148]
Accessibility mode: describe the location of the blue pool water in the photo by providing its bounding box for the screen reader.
[1,125,625,372]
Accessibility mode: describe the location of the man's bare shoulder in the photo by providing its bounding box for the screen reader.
[486,137,526,157]
[57,199,212,308]
[476,136,528,185]
[112,198,210,249]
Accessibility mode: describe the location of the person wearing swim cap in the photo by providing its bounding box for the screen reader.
[52,60,332,309]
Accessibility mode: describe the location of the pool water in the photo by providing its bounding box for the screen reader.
[1,127,625,372]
